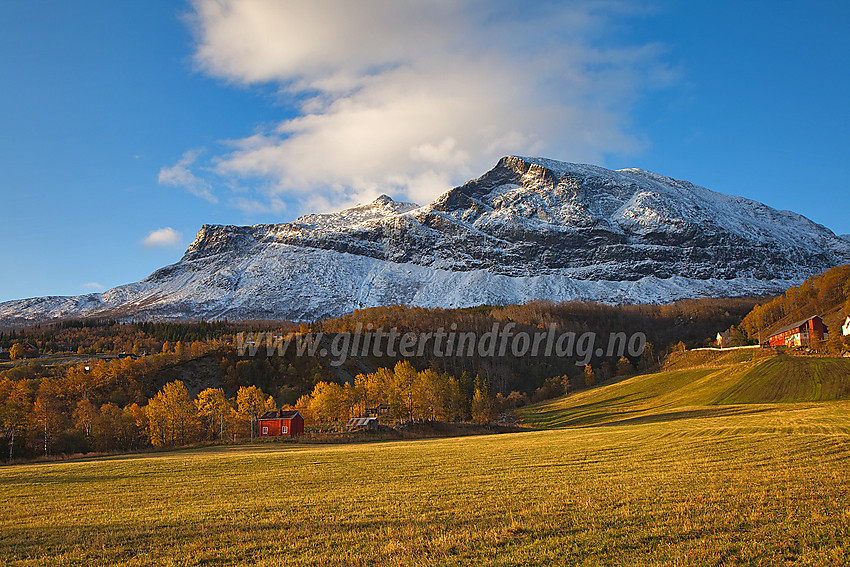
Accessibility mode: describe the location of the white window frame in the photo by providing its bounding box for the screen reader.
[261,426,268,435]
[282,425,288,434]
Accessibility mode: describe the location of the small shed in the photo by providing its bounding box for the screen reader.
[767,316,828,347]
[843,316,850,337]
[365,404,390,418]
[346,417,379,431]
[716,331,731,348]
[258,410,304,437]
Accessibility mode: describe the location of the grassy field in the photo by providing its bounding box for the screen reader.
[0,353,102,370]
[2,353,850,566]
[521,353,850,429]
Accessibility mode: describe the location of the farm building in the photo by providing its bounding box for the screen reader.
[766,316,828,347]
[715,331,731,348]
[258,410,304,437]
[843,316,850,337]
[365,404,390,418]
[347,417,379,431]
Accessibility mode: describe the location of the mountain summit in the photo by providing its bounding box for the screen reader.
[3,156,848,324]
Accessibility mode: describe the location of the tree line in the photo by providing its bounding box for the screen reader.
[298,358,633,426]
[0,370,281,461]
[300,361,475,424]
[1,295,768,459]
[0,319,284,358]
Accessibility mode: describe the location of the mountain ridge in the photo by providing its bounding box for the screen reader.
[2,156,848,324]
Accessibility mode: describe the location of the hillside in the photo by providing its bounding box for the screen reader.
[740,263,850,340]
[0,298,768,460]
[519,350,850,428]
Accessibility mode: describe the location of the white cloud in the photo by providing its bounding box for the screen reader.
[82,282,105,291]
[228,195,288,215]
[181,0,676,214]
[142,227,183,248]
[158,149,218,203]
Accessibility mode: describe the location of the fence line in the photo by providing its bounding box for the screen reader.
[690,345,762,352]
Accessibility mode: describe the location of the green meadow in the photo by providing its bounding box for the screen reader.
[2,353,850,566]
[523,351,850,429]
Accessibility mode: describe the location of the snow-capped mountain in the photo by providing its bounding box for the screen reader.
[2,156,848,324]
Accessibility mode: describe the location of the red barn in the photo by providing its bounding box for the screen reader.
[258,410,304,437]
[767,316,828,347]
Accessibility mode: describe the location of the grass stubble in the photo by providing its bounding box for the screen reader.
[2,356,850,565]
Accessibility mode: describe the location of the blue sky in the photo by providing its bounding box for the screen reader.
[1,0,848,303]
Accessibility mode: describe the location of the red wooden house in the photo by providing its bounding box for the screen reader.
[258,410,304,437]
[767,316,828,347]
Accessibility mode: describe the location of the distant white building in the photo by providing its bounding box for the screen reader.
[843,316,850,337]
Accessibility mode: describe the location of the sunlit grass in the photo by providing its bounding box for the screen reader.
[2,400,850,566]
[520,355,850,429]
[3,353,849,565]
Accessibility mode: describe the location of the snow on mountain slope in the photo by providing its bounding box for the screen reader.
[1,156,848,324]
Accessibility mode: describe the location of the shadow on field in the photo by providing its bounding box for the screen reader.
[527,393,654,427]
[585,405,772,428]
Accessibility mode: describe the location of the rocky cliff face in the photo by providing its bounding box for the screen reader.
[2,156,848,324]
